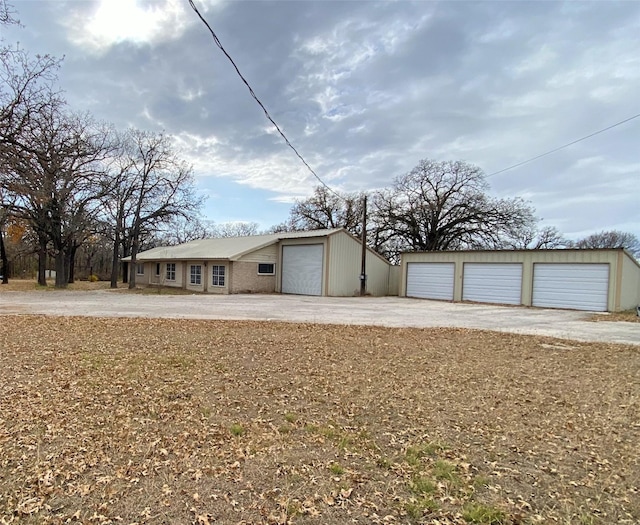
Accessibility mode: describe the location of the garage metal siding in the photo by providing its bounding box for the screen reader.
[406,262,454,300]
[532,263,609,311]
[281,244,324,296]
[462,263,522,305]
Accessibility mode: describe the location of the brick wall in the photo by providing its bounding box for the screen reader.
[230,261,276,294]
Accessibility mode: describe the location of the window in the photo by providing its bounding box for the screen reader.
[166,263,176,281]
[190,265,202,285]
[136,263,144,275]
[258,263,275,275]
[211,265,225,287]
[155,263,161,276]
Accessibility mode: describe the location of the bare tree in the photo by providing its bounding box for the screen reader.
[0,0,18,25]
[278,186,365,237]
[149,215,217,247]
[1,99,116,287]
[492,224,568,250]
[371,159,538,258]
[214,221,259,238]
[572,230,639,257]
[111,130,203,289]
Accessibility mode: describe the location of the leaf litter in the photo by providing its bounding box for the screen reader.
[0,315,638,524]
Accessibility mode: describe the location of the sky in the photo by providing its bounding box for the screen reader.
[2,0,639,240]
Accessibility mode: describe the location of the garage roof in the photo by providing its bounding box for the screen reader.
[124,229,343,262]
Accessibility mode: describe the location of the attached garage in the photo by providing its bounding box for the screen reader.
[127,228,394,297]
[281,244,324,296]
[462,263,522,305]
[532,264,609,311]
[400,248,640,312]
[406,262,454,300]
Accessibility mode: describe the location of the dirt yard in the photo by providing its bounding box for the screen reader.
[1,315,638,524]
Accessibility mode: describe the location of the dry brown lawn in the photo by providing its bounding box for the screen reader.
[0,280,116,292]
[0,316,638,525]
[589,310,640,324]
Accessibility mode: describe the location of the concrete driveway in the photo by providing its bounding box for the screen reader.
[0,290,638,345]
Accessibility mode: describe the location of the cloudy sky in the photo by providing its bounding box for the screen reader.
[3,0,639,239]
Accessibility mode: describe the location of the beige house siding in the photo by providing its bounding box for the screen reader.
[326,231,362,296]
[230,261,276,294]
[620,252,640,311]
[135,262,150,285]
[324,231,391,296]
[400,249,640,312]
[388,265,401,296]
[238,244,277,263]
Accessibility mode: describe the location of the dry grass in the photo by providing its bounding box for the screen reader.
[0,280,117,292]
[0,280,194,295]
[589,310,640,324]
[1,316,638,525]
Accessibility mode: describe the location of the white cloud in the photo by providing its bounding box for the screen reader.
[64,0,193,53]
[512,45,557,75]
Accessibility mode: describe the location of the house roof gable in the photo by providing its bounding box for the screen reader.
[125,228,344,261]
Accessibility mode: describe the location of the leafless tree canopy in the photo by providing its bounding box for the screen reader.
[572,230,639,257]
[0,0,18,26]
[283,160,546,261]
[274,186,365,237]
[100,129,203,289]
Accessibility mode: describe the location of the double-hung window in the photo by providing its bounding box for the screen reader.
[166,263,176,281]
[136,263,145,275]
[190,265,202,285]
[211,265,225,287]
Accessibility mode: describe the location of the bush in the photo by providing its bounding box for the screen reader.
[88,274,99,282]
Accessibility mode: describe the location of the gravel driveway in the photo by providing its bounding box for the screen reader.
[1,290,638,345]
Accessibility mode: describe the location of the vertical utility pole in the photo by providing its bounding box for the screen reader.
[360,194,367,296]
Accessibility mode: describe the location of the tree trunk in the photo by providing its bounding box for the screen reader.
[128,232,138,289]
[67,242,78,283]
[121,237,130,283]
[37,234,47,286]
[54,250,67,288]
[0,226,8,284]
[110,232,120,288]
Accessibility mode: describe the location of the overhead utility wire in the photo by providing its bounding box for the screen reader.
[486,112,640,178]
[188,0,341,198]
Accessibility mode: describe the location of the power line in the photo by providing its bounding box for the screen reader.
[486,112,640,178]
[188,0,342,198]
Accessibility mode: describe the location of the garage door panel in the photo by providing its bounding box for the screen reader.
[533,263,608,311]
[462,263,522,305]
[406,263,454,300]
[282,244,323,296]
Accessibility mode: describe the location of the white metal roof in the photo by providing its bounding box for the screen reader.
[125,228,343,261]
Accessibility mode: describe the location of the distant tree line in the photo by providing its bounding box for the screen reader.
[0,4,209,287]
[271,159,639,263]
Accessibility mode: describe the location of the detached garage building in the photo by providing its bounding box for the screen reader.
[125,228,393,297]
[400,249,640,312]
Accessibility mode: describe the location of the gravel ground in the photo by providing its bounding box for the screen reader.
[0,288,639,345]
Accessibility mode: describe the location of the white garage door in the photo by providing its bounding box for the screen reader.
[532,264,609,311]
[281,244,324,296]
[406,263,454,300]
[462,263,522,305]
